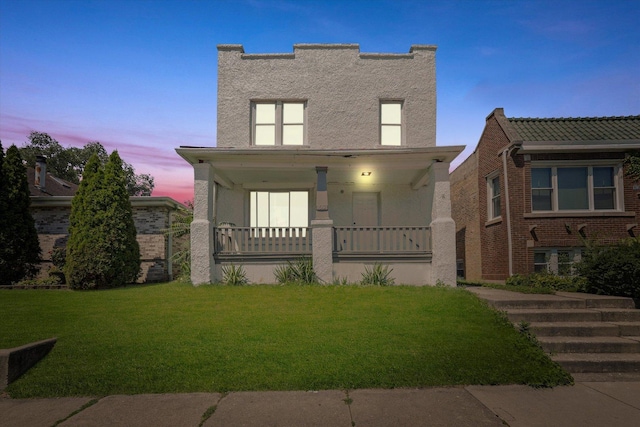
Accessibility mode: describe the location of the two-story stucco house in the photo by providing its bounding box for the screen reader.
[451,108,640,281]
[177,44,463,285]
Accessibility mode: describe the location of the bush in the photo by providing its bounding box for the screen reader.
[360,263,395,286]
[576,238,640,299]
[506,273,586,292]
[274,257,317,284]
[16,275,64,288]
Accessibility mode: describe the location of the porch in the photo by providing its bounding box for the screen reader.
[177,146,462,286]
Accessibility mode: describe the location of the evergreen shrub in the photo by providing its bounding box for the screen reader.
[65,152,140,289]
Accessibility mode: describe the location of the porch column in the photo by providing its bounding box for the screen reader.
[429,161,457,286]
[191,162,216,285]
[312,166,333,284]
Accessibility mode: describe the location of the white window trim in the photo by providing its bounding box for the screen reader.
[251,100,307,146]
[380,100,404,146]
[486,171,501,221]
[530,161,624,213]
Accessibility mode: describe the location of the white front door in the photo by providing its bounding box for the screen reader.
[352,192,379,226]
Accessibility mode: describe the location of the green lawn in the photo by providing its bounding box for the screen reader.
[1,282,571,397]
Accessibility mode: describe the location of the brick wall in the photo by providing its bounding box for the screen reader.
[450,151,481,279]
[476,114,511,280]
[512,151,639,275]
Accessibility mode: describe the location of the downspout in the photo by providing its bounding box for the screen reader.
[501,144,520,277]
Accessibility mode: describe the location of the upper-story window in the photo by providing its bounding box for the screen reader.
[487,173,501,220]
[380,101,403,146]
[253,101,305,146]
[531,164,620,212]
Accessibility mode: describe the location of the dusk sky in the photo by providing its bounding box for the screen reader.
[1,0,638,204]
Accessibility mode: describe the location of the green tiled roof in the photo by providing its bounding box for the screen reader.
[507,115,640,142]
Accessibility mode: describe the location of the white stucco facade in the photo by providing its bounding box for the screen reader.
[177,44,463,286]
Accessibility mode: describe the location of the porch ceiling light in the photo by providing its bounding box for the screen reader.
[361,171,372,176]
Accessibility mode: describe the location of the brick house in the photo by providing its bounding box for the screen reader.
[177,44,464,285]
[27,157,186,282]
[451,108,640,281]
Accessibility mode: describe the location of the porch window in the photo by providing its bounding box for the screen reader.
[252,101,306,146]
[380,101,402,146]
[250,191,309,235]
[531,165,620,212]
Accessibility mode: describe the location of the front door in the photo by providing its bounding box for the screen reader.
[352,192,379,226]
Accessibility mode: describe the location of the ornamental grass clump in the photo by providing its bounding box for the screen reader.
[360,263,395,286]
[221,264,248,286]
[274,257,317,284]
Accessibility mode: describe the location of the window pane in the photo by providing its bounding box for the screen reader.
[289,192,308,229]
[381,125,401,145]
[594,167,614,187]
[255,124,275,145]
[558,167,588,210]
[594,188,615,210]
[492,177,500,196]
[283,103,304,124]
[283,124,304,145]
[531,168,551,188]
[269,193,289,227]
[532,189,552,211]
[256,192,269,228]
[534,252,548,273]
[255,103,275,124]
[381,103,401,124]
[492,197,500,218]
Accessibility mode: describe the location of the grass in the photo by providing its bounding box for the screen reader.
[0,282,571,397]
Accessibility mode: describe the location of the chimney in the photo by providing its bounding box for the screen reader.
[35,155,47,190]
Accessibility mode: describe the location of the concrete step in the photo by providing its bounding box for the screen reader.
[551,353,640,373]
[526,322,621,337]
[615,322,640,336]
[507,309,602,323]
[539,336,640,354]
[555,292,636,309]
[600,309,640,322]
[487,297,584,310]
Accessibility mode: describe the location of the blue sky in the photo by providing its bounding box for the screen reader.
[1,0,638,202]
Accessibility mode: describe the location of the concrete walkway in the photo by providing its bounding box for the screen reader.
[2,381,640,427]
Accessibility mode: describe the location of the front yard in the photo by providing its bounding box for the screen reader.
[1,282,571,397]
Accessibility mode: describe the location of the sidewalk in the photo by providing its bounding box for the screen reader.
[2,381,640,427]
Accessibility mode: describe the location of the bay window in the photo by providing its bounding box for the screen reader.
[531,165,620,212]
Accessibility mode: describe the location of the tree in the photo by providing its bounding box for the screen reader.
[0,143,41,284]
[19,132,154,196]
[624,151,640,182]
[65,152,140,289]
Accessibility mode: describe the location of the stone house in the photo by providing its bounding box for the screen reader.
[177,43,463,285]
[28,157,186,282]
[451,108,640,281]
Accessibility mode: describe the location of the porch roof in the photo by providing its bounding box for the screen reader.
[176,146,464,189]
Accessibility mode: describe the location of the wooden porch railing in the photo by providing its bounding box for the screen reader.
[334,226,431,254]
[215,227,312,254]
